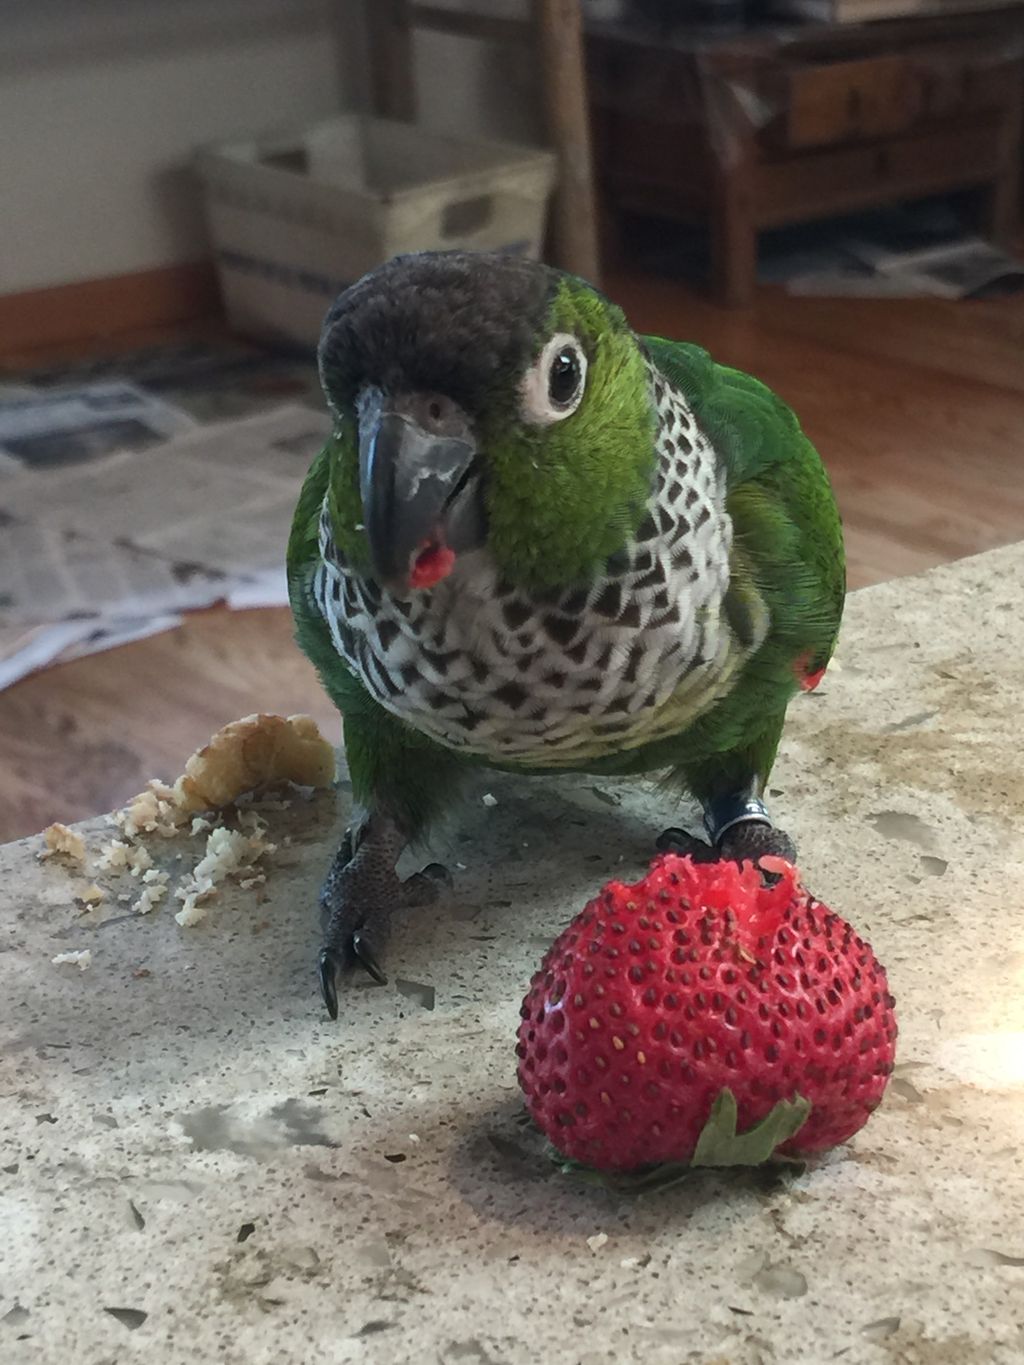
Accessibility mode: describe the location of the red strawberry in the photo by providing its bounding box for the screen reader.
[516,855,896,1172]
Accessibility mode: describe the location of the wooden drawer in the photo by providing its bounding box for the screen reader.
[913,49,1022,119]
[756,122,1002,226]
[784,56,923,149]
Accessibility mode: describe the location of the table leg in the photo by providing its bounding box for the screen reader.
[985,69,1023,248]
[534,0,602,284]
[701,57,758,309]
[711,165,757,309]
[366,0,416,121]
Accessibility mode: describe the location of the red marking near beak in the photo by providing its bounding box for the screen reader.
[793,649,827,692]
[409,540,456,590]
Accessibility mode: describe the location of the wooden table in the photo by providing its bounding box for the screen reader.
[588,8,1024,306]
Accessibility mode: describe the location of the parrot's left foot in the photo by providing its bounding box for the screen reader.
[717,818,796,867]
[317,809,449,1019]
[657,792,796,873]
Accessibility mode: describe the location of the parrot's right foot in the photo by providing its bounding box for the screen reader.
[657,792,796,877]
[317,810,448,1019]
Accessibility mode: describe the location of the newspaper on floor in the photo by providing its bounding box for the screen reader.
[847,236,1024,300]
[772,202,1024,300]
[0,401,330,689]
[0,381,196,470]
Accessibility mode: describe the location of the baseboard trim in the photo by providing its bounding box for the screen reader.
[0,261,221,358]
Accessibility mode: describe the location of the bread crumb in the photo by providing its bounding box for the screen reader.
[586,1233,609,1252]
[481,793,498,808]
[191,827,266,885]
[78,883,106,906]
[96,839,155,878]
[39,823,86,863]
[128,845,153,876]
[118,782,190,839]
[173,826,275,926]
[134,882,168,915]
[97,840,131,871]
[53,949,92,970]
[174,896,210,927]
[119,788,160,835]
[190,816,213,836]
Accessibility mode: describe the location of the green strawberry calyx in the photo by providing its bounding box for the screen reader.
[691,1089,810,1167]
[550,1089,811,1191]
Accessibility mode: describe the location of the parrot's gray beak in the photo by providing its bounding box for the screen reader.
[358,390,485,594]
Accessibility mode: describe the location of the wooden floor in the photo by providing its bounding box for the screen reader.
[3,272,1024,844]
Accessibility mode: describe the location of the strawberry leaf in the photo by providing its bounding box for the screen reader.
[550,1148,694,1194]
[691,1089,811,1167]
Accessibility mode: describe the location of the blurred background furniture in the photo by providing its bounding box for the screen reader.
[588,6,1024,305]
[367,0,602,281]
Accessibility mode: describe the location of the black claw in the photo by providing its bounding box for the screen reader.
[351,930,388,985]
[656,828,718,862]
[656,827,692,853]
[420,861,452,888]
[318,947,343,1020]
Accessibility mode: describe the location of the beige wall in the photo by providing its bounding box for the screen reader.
[0,0,361,294]
[415,22,542,147]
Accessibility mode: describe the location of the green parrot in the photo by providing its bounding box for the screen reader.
[288,251,844,1017]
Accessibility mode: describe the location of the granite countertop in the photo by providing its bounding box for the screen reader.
[2,544,1023,1365]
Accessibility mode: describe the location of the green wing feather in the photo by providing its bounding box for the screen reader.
[641,337,846,797]
[645,336,845,667]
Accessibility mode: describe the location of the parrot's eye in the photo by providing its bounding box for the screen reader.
[548,348,581,407]
[519,332,587,426]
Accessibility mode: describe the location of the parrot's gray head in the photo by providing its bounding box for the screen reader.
[317,251,557,592]
[316,250,645,596]
[319,250,552,414]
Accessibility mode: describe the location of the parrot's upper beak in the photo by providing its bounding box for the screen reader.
[358,389,485,595]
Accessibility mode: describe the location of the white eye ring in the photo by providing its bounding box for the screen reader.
[519,332,588,426]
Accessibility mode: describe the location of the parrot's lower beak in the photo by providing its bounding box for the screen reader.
[358,395,485,595]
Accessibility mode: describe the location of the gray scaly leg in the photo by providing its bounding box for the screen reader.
[318,807,448,1018]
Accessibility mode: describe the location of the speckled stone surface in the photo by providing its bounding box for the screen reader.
[2,544,1024,1365]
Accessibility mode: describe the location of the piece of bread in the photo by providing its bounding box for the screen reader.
[171,714,335,813]
[40,822,87,863]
